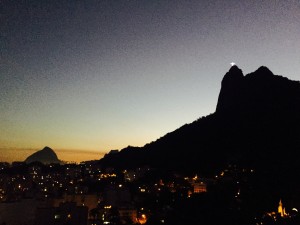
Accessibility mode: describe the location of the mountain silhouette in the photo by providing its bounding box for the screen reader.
[25,146,61,164]
[99,66,300,181]
[217,65,300,114]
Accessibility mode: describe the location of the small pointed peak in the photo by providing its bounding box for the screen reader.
[42,146,54,152]
[223,65,244,83]
[229,65,242,73]
[245,66,274,79]
[255,66,274,76]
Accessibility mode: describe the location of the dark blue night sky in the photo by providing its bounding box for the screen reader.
[1,0,300,162]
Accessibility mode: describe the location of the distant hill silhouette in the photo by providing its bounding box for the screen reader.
[25,146,61,164]
[99,66,300,179]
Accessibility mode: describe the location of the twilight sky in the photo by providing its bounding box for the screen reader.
[1,0,300,162]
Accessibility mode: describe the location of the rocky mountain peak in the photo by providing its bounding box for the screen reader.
[25,146,61,164]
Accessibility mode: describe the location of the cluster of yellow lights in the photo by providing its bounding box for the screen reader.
[184,175,199,181]
[99,173,117,179]
[266,199,298,221]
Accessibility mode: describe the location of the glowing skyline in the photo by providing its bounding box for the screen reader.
[1,0,300,162]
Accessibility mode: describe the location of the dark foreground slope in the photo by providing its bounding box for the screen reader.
[100,66,300,179]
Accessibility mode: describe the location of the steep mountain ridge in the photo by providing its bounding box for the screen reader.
[217,66,300,114]
[99,66,300,177]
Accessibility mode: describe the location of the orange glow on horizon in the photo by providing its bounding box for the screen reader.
[0,148,105,163]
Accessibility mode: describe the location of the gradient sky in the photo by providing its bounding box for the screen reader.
[1,0,300,163]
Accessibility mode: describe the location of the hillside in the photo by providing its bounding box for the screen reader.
[25,146,61,164]
[99,66,300,178]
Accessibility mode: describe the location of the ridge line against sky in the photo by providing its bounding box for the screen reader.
[1,0,300,162]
